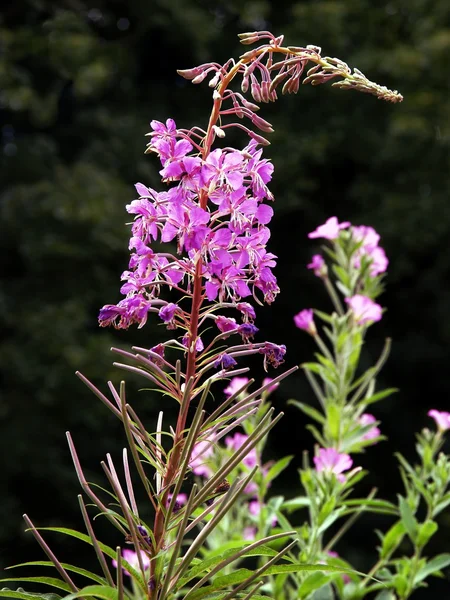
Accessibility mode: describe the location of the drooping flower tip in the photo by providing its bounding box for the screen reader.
[428,409,450,433]
[158,302,180,328]
[182,334,204,353]
[238,322,259,342]
[214,352,238,370]
[293,309,316,335]
[345,295,382,325]
[314,447,353,483]
[308,217,350,240]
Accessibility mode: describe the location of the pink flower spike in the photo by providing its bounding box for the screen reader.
[293,309,316,335]
[428,409,450,432]
[359,413,381,440]
[314,447,353,482]
[345,295,382,325]
[308,217,350,240]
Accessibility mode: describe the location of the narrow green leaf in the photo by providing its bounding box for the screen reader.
[0,580,70,594]
[5,563,105,586]
[414,553,450,585]
[416,520,438,548]
[380,521,405,559]
[62,585,119,600]
[398,496,418,542]
[288,400,325,424]
[297,572,331,596]
[0,590,61,600]
[264,456,293,484]
[363,388,398,405]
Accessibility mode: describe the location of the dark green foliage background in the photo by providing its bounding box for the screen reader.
[0,0,449,596]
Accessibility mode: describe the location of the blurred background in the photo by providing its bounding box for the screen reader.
[0,0,449,597]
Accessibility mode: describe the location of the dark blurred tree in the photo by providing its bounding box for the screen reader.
[0,0,448,595]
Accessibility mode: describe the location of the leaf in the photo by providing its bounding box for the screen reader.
[380,521,406,559]
[398,496,418,542]
[416,520,438,548]
[0,580,70,594]
[363,388,398,405]
[342,499,398,516]
[326,404,340,439]
[374,591,396,600]
[31,528,145,591]
[281,497,310,513]
[297,572,332,597]
[0,589,61,600]
[6,563,105,585]
[264,456,293,485]
[62,585,119,600]
[288,400,325,424]
[413,553,450,585]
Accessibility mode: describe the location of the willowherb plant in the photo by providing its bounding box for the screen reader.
[1,32,404,600]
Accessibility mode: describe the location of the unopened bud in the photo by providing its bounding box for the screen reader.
[249,131,271,146]
[192,71,208,84]
[251,80,262,103]
[251,113,274,133]
[208,72,220,88]
[238,31,260,45]
[241,74,249,94]
[212,89,221,100]
[241,97,259,112]
[177,67,204,80]
[212,125,226,138]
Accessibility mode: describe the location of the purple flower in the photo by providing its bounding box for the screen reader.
[293,309,316,335]
[225,432,258,468]
[259,342,286,369]
[112,549,150,576]
[158,303,179,327]
[216,315,239,334]
[214,353,238,370]
[223,376,250,397]
[307,254,326,277]
[238,322,259,342]
[262,377,279,394]
[237,302,257,322]
[182,335,204,353]
[308,217,350,240]
[314,448,353,483]
[351,225,389,277]
[428,409,450,432]
[359,413,381,440]
[345,295,382,324]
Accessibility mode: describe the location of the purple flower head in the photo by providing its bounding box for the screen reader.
[314,448,353,483]
[112,549,150,576]
[351,225,389,277]
[224,376,250,397]
[148,343,165,368]
[182,334,204,353]
[293,309,316,335]
[359,413,381,440]
[307,254,326,277]
[237,302,257,322]
[214,353,238,370]
[345,295,382,325]
[308,217,350,240]
[428,409,450,432]
[238,322,259,342]
[225,432,258,468]
[190,439,215,477]
[158,303,179,328]
[216,315,238,334]
[259,342,286,370]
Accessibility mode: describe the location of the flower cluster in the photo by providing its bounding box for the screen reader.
[98,121,278,333]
